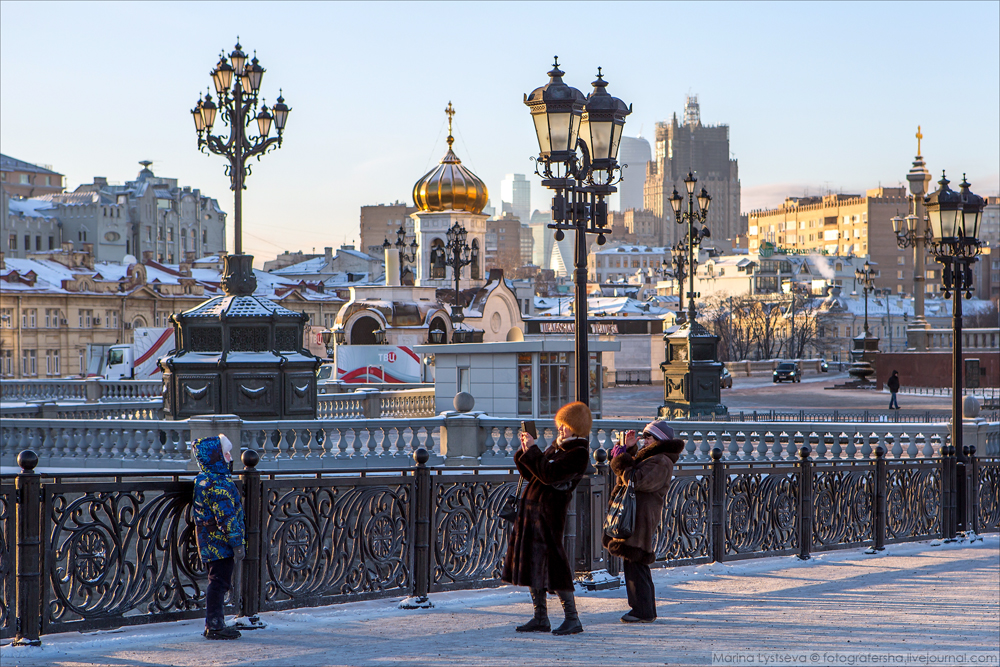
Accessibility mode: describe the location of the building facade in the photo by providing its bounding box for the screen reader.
[643,96,743,242]
[0,154,64,199]
[360,201,417,259]
[499,174,531,226]
[616,136,651,212]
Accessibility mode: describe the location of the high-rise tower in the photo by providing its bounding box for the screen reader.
[644,96,743,241]
[616,136,651,212]
[500,174,531,225]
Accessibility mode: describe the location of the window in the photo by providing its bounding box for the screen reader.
[458,367,471,395]
[8,234,15,250]
[24,235,29,250]
[35,235,42,251]
[202,230,207,244]
[897,270,905,280]
[897,256,906,266]
[167,227,174,242]
[45,309,57,328]
[1,350,12,376]
[20,174,29,184]
[23,309,37,328]
[539,352,572,417]
[78,349,86,374]
[517,352,533,416]
[1,308,12,328]
[926,270,936,279]
[22,349,37,376]
[146,226,152,242]
[48,236,54,250]
[79,310,93,328]
[46,350,60,376]
[45,176,51,186]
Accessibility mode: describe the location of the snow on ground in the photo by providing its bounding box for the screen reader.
[2,536,997,667]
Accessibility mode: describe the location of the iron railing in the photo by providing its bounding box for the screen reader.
[3,446,996,643]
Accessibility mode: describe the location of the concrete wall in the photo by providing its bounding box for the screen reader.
[433,351,517,415]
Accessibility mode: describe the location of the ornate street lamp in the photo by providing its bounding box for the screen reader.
[844,260,879,386]
[192,40,290,262]
[659,171,725,419]
[162,41,317,421]
[925,172,984,479]
[526,58,630,405]
[893,127,934,350]
[444,220,473,340]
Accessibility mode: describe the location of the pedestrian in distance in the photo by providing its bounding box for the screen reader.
[502,401,591,636]
[605,420,684,623]
[192,434,246,640]
[887,370,901,410]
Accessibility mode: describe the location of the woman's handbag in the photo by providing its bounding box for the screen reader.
[604,470,636,539]
[499,476,524,524]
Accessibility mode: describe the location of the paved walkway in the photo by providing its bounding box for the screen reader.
[3,536,997,667]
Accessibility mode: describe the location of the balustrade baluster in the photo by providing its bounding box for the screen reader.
[888,431,901,458]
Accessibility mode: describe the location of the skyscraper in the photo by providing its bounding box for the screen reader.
[616,136,651,211]
[644,96,743,242]
[500,174,531,225]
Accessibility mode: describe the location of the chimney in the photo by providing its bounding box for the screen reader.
[80,243,94,269]
[0,251,5,270]
[142,250,154,264]
[325,246,333,262]
[61,241,73,253]
[93,177,108,188]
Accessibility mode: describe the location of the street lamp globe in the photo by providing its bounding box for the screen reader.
[579,68,631,174]
[697,187,712,215]
[959,175,985,241]
[669,189,684,218]
[925,172,963,243]
[229,42,247,75]
[272,93,290,133]
[524,57,586,164]
[245,54,265,95]
[684,171,697,195]
[256,104,273,137]
[211,56,234,96]
[200,93,217,129]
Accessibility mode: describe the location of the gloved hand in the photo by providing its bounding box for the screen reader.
[610,444,625,459]
[233,544,245,562]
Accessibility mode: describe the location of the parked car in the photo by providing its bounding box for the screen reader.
[720,366,733,389]
[773,362,801,383]
[820,358,829,372]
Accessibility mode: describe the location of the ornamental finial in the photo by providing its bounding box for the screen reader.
[445,101,455,147]
[916,125,923,156]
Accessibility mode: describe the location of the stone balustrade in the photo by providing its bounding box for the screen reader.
[4,410,996,470]
[0,378,163,403]
[926,327,999,351]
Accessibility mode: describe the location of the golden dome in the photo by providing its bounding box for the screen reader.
[413,102,489,214]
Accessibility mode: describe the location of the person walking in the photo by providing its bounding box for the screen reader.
[502,401,592,636]
[604,420,684,623]
[887,370,901,410]
[192,434,246,640]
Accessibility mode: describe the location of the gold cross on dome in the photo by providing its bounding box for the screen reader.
[445,101,455,144]
[916,125,923,155]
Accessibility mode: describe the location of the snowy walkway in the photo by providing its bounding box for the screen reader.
[3,536,998,667]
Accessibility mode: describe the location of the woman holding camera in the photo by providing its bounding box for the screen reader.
[605,420,684,623]
[502,401,591,636]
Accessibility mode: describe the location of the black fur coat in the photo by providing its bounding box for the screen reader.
[602,438,682,565]
[501,436,590,592]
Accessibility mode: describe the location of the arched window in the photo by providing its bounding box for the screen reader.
[470,239,480,280]
[350,315,382,345]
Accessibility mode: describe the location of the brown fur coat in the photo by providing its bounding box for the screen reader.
[501,436,590,592]
[602,438,682,565]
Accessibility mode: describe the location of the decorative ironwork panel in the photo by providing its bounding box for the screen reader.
[275,327,299,352]
[229,326,268,352]
[725,464,799,558]
[189,327,222,352]
[652,467,711,564]
[0,482,14,640]
[41,481,211,634]
[812,463,874,550]
[885,461,940,541]
[260,477,412,611]
[978,459,999,532]
[430,473,519,592]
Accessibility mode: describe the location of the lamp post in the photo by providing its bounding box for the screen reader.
[383,225,418,285]
[670,238,693,324]
[444,220,473,338]
[847,260,879,385]
[525,59,630,406]
[191,40,290,261]
[660,172,725,419]
[924,172,984,466]
[669,173,712,327]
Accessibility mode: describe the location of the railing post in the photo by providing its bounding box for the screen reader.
[940,444,956,541]
[235,449,265,629]
[710,448,725,563]
[965,445,979,535]
[84,378,102,404]
[797,446,812,561]
[400,447,433,608]
[14,450,42,646]
[872,445,886,552]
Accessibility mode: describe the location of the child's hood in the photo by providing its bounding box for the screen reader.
[193,435,233,477]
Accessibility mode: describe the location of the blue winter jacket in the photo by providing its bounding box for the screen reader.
[192,436,246,563]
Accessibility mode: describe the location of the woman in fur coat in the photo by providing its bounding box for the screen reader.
[604,420,684,623]
[502,401,591,635]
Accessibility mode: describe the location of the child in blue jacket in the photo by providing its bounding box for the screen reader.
[192,434,245,640]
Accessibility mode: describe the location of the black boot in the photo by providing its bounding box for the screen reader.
[204,625,241,640]
[552,590,583,635]
[515,588,550,632]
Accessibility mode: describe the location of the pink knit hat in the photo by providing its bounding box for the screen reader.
[643,420,675,442]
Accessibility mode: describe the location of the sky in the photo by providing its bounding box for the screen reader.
[1,1,998,264]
